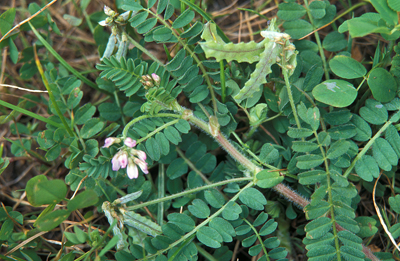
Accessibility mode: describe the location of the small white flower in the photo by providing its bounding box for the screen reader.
[127,158,139,179]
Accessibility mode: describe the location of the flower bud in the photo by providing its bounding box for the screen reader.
[104,6,115,16]
[103,137,121,148]
[124,137,137,148]
[151,73,160,84]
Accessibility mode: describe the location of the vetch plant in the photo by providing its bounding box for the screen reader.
[1,0,400,260]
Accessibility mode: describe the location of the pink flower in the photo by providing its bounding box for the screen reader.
[124,137,136,148]
[127,158,139,179]
[151,73,160,84]
[103,137,121,148]
[118,152,128,168]
[111,151,128,170]
[134,158,148,174]
[109,141,149,179]
[133,150,147,161]
[111,154,121,171]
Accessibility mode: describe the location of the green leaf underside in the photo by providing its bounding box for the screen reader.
[233,41,282,102]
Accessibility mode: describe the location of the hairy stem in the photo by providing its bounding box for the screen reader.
[126,177,253,211]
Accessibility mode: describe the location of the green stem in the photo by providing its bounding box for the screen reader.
[196,244,219,261]
[314,130,341,261]
[244,112,283,139]
[135,182,255,261]
[157,164,165,226]
[136,119,180,143]
[127,35,165,68]
[158,101,311,209]
[230,131,277,170]
[314,31,329,80]
[343,120,393,178]
[113,91,126,126]
[102,178,127,197]
[122,113,182,138]
[125,177,253,211]
[220,61,226,103]
[302,0,329,80]
[243,218,270,261]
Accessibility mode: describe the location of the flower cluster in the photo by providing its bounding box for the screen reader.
[140,73,160,89]
[98,6,134,27]
[103,137,148,179]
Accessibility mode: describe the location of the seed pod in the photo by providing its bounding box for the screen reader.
[120,209,162,237]
[101,34,116,61]
[113,190,143,205]
[116,33,128,60]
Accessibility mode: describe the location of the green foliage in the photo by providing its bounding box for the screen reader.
[3,0,400,260]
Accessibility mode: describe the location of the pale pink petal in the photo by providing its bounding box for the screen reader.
[124,137,136,148]
[135,150,147,161]
[119,152,128,169]
[103,137,114,148]
[127,159,138,179]
[134,158,148,174]
[151,73,160,83]
[111,154,121,171]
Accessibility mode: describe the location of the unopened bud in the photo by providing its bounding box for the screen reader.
[142,75,152,81]
[104,6,114,16]
[151,73,160,84]
[282,33,291,40]
[286,65,294,70]
[145,81,154,88]
[208,116,220,137]
[182,109,193,120]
